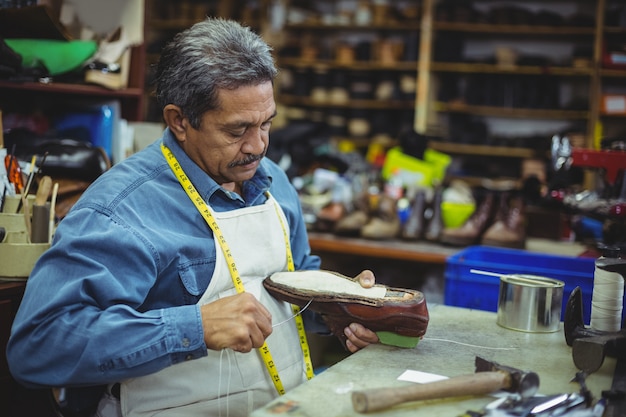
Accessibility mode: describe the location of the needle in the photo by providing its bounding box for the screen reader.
[49,182,59,243]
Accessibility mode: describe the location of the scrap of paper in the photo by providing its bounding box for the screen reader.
[397,370,449,384]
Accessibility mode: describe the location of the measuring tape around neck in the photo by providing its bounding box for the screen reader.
[161,143,314,394]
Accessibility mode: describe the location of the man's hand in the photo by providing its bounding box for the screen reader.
[200,292,272,353]
[344,270,380,353]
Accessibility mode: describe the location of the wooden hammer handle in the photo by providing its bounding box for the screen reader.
[352,371,510,413]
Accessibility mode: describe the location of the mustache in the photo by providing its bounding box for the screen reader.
[229,152,265,168]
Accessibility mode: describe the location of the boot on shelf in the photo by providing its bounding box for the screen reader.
[334,191,371,236]
[424,185,444,242]
[481,193,527,249]
[315,201,347,232]
[401,188,427,240]
[439,191,498,246]
[361,194,401,240]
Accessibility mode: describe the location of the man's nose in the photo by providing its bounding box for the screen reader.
[242,128,267,154]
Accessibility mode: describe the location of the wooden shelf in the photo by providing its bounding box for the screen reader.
[433,21,595,36]
[308,232,458,264]
[428,141,540,158]
[0,80,143,98]
[0,80,144,121]
[277,58,418,72]
[431,62,594,76]
[285,22,420,31]
[279,95,415,110]
[434,101,590,120]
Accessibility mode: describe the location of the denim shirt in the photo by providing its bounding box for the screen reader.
[7,128,321,389]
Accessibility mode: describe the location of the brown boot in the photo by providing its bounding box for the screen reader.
[316,201,346,232]
[401,189,427,240]
[439,192,498,246]
[361,195,400,240]
[424,185,444,242]
[335,211,369,236]
[481,194,526,249]
[335,191,370,236]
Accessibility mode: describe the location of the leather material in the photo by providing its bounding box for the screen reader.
[334,210,369,236]
[263,270,429,349]
[316,201,346,232]
[440,192,497,246]
[481,194,526,249]
[401,189,426,240]
[424,185,444,242]
[361,195,400,240]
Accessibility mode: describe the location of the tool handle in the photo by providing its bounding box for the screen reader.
[35,176,52,206]
[352,371,509,413]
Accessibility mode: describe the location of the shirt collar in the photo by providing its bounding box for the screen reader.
[162,128,272,204]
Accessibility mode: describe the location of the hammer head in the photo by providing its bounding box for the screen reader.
[475,356,540,398]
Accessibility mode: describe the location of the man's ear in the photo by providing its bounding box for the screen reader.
[163,104,187,142]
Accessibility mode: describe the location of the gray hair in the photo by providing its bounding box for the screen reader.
[154,18,278,129]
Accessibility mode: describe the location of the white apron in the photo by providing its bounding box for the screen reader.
[120,195,307,417]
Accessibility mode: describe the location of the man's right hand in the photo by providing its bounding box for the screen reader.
[200,292,273,353]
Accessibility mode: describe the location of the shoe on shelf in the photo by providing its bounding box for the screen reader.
[361,195,400,240]
[334,210,369,236]
[424,185,444,242]
[263,270,429,349]
[315,201,347,232]
[401,189,427,240]
[84,48,130,90]
[439,191,498,246]
[481,194,526,249]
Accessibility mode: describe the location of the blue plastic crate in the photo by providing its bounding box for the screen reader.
[444,245,597,324]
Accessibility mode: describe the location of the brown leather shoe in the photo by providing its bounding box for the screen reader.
[263,270,429,349]
[481,194,526,249]
[361,195,400,239]
[401,189,426,240]
[439,191,498,246]
[424,185,444,242]
[316,201,346,232]
[334,210,369,236]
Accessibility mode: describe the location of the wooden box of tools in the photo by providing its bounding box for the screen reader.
[0,194,50,279]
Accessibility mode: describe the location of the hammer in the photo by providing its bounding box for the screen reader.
[351,356,539,413]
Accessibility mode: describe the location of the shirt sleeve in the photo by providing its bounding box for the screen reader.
[6,207,207,389]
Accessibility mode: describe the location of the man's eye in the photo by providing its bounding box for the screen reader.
[261,121,272,131]
[229,130,246,138]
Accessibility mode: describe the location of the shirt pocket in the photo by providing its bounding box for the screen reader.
[177,259,215,302]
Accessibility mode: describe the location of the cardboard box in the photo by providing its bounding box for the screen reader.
[601,94,626,115]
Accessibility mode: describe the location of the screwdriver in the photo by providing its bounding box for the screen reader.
[4,152,24,194]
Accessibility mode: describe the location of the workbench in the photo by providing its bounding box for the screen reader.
[252,304,615,417]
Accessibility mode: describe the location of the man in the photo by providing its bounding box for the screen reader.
[7,18,379,417]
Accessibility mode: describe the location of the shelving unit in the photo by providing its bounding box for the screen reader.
[0,47,145,125]
[0,43,146,122]
[271,0,422,150]
[255,0,624,188]
[143,0,268,121]
[419,0,625,187]
[595,0,626,143]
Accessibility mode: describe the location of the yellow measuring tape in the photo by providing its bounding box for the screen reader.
[161,143,314,394]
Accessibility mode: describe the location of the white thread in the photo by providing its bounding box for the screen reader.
[218,348,232,417]
[424,337,518,350]
[272,299,314,328]
[591,266,624,332]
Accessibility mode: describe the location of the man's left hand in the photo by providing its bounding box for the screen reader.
[344,270,380,353]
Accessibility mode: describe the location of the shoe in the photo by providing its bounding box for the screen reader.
[263,270,429,349]
[401,189,426,240]
[439,191,497,246]
[361,195,400,240]
[315,201,346,232]
[334,210,369,236]
[481,194,526,249]
[84,47,130,90]
[424,185,444,242]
